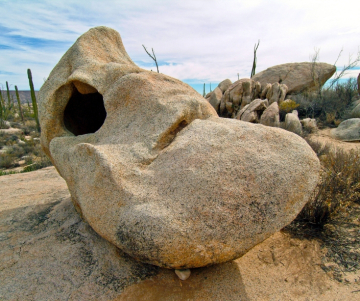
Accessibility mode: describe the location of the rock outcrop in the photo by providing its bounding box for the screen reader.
[330,118,360,141]
[237,98,268,122]
[266,82,288,105]
[260,102,280,127]
[218,79,232,93]
[220,78,261,117]
[208,87,222,112]
[252,62,336,94]
[39,26,320,269]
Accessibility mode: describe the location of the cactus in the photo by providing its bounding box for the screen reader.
[0,87,13,125]
[203,83,205,97]
[27,68,40,132]
[210,83,212,92]
[250,40,260,78]
[6,81,12,106]
[15,85,24,124]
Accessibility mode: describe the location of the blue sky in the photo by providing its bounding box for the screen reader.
[0,0,359,94]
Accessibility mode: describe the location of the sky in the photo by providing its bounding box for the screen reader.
[0,0,359,94]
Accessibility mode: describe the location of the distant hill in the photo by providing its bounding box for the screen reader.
[1,91,39,104]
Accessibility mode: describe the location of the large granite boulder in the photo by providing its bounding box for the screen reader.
[39,26,320,269]
[252,62,336,94]
[330,118,360,141]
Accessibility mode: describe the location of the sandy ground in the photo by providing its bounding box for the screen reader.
[1,128,360,300]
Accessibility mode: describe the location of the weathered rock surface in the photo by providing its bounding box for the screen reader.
[0,167,158,300]
[2,167,358,300]
[39,26,320,269]
[330,118,360,141]
[285,111,302,135]
[252,62,336,94]
[220,78,259,117]
[239,98,268,123]
[218,79,232,93]
[260,102,280,127]
[351,103,360,118]
[266,82,288,105]
[208,87,222,111]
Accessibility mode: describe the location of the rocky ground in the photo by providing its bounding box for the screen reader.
[0,130,359,300]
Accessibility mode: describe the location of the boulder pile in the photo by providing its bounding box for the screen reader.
[39,26,320,269]
[205,61,335,134]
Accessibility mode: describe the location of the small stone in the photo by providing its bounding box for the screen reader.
[175,269,191,281]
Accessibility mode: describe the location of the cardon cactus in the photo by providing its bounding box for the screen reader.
[27,68,40,132]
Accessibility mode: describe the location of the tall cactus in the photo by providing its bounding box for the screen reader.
[27,68,40,132]
[250,40,260,78]
[203,83,206,97]
[15,85,24,124]
[6,81,12,106]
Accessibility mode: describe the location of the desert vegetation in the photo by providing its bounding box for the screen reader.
[0,69,52,176]
[284,139,360,281]
[292,48,360,126]
[291,77,359,126]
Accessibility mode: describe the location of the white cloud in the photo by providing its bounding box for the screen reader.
[0,0,359,90]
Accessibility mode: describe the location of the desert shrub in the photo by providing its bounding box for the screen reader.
[285,143,360,233]
[0,153,16,168]
[0,170,17,176]
[279,99,299,113]
[295,78,358,124]
[284,141,360,278]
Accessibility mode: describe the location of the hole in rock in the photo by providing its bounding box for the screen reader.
[64,87,107,136]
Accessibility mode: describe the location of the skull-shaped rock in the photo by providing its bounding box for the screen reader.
[39,27,320,269]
